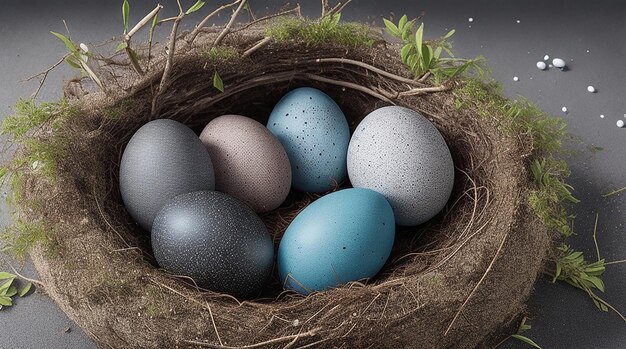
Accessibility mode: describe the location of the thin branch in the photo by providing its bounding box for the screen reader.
[397,84,449,97]
[123,4,163,76]
[320,0,330,18]
[20,54,69,99]
[229,4,302,34]
[10,265,45,288]
[309,58,423,86]
[418,71,431,82]
[183,328,319,349]
[606,259,626,266]
[602,186,626,197]
[158,1,184,93]
[593,213,601,261]
[445,229,510,335]
[325,0,353,18]
[213,0,248,47]
[303,73,394,103]
[78,59,105,92]
[242,37,272,58]
[206,301,223,346]
[188,0,242,45]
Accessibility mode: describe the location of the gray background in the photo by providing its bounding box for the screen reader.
[1,0,624,348]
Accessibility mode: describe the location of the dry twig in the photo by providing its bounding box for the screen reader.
[184,328,319,349]
[213,0,248,47]
[21,54,69,99]
[188,0,242,45]
[122,3,163,76]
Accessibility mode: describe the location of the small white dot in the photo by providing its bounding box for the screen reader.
[544,55,550,61]
[516,19,521,23]
[536,61,547,70]
[617,120,625,128]
[600,115,605,118]
[562,107,568,113]
[469,25,472,28]
[586,50,590,53]
[587,86,596,93]
[468,17,474,22]
[513,76,519,82]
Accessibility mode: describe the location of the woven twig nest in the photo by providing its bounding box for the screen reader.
[14,25,550,348]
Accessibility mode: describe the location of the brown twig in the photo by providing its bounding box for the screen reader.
[397,84,449,97]
[229,4,302,35]
[325,0,353,18]
[20,54,69,99]
[303,73,394,103]
[213,0,248,47]
[153,0,184,115]
[123,3,163,76]
[9,265,45,288]
[242,37,273,58]
[184,328,319,348]
[593,213,601,261]
[188,0,242,45]
[206,301,223,346]
[320,0,330,18]
[309,58,423,86]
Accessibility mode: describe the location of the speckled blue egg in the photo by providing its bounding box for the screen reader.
[277,188,395,295]
[151,191,274,298]
[120,119,215,231]
[347,106,454,226]
[267,87,349,193]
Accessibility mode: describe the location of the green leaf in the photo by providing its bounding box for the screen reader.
[0,279,13,294]
[398,15,408,32]
[186,0,205,14]
[422,44,433,68]
[444,29,456,39]
[0,272,16,280]
[19,283,32,297]
[0,296,12,307]
[511,334,542,349]
[213,71,224,92]
[122,0,130,33]
[401,44,413,63]
[434,46,443,60]
[415,23,424,56]
[5,286,17,298]
[115,42,128,53]
[65,56,82,69]
[330,13,341,27]
[51,31,78,53]
[402,20,415,41]
[383,18,400,37]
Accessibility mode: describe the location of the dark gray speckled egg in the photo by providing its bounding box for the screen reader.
[151,191,274,298]
[119,119,215,231]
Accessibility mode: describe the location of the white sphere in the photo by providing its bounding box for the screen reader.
[513,76,519,82]
[536,61,547,70]
[562,107,568,113]
[617,120,625,128]
[552,58,566,68]
[468,17,474,22]
[544,55,550,61]
[587,86,596,93]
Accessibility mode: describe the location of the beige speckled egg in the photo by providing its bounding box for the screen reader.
[200,115,292,212]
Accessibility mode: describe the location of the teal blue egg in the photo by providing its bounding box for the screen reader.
[277,188,395,295]
[267,87,349,193]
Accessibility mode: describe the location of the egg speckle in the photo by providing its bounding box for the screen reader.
[347,106,454,226]
[278,188,395,295]
[119,119,215,231]
[267,87,350,193]
[152,191,274,298]
[200,115,291,212]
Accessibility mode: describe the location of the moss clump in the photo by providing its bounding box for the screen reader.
[1,98,78,139]
[199,46,239,63]
[265,16,375,47]
[1,218,56,260]
[454,78,576,236]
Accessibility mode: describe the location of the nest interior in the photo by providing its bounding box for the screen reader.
[16,28,551,348]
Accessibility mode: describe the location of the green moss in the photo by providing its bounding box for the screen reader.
[1,218,56,260]
[199,46,239,63]
[265,17,375,47]
[454,79,576,237]
[144,285,165,317]
[1,98,78,139]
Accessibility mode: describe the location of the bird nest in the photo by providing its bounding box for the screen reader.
[5,20,553,349]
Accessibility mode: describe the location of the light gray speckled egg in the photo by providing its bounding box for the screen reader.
[347,106,454,226]
[151,191,274,298]
[119,119,215,231]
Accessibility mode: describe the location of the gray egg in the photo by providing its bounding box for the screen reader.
[151,191,274,298]
[347,106,454,226]
[120,119,215,231]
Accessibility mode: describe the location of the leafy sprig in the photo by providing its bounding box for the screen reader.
[0,272,33,310]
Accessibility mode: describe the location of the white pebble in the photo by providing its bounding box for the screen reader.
[617,120,625,128]
[600,114,605,118]
[544,55,550,61]
[79,43,89,53]
[587,86,596,93]
[513,76,519,82]
[468,17,474,22]
[536,61,547,70]
[516,20,521,23]
[562,107,568,113]
[552,58,566,69]
[586,50,590,53]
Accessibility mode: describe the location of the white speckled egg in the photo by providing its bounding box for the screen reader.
[347,106,454,226]
[152,191,274,298]
[120,119,215,231]
[267,87,350,193]
[199,115,292,213]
